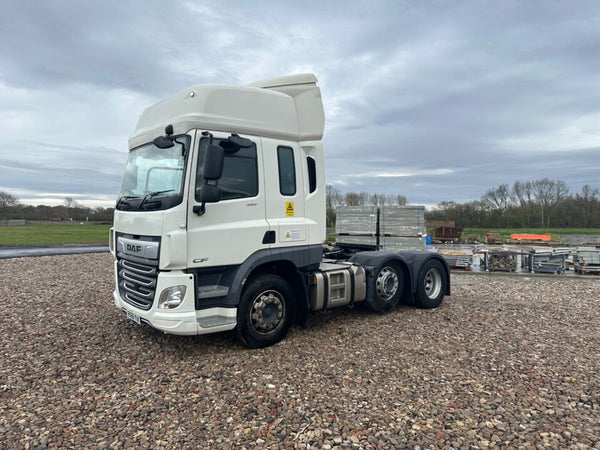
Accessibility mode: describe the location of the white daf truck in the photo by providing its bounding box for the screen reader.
[111,73,450,348]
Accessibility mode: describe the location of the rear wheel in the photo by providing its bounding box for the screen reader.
[414,259,447,309]
[366,262,404,313]
[237,274,295,348]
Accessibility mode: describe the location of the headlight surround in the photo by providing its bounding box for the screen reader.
[109,228,115,254]
[158,285,187,309]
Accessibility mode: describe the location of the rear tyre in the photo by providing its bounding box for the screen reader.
[414,259,447,309]
[366,262,404,313]
[237,274,295,348]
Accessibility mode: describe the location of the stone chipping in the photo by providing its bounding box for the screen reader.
[1,253,599,449]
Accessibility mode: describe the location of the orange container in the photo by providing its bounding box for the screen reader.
[510,234,551,241]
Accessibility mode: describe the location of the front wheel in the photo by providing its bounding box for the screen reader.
[414,259,448,309]
[237,274,295,348]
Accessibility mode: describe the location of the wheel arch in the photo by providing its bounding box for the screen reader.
[241,260,310,326]
[218,245,320,321]
[349,251,451,301]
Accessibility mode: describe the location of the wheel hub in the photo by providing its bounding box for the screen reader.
[376,267,399,301]
[424,268,442,299]
[250,291,284,334]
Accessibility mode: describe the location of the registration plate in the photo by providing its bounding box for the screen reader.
[126,309,141,325]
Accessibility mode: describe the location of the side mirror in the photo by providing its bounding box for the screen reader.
[203,145,224,180]
[193,185,221,216]
[220,134,253,153]
[153,136,174,149]
[153,125,175,149]
[194,143,224,216]
[201,184,221,203]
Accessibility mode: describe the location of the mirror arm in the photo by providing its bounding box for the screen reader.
[193,204,206,216]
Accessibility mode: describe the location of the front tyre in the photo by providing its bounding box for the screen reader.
[237,274,295,348]
[414,259,448,309]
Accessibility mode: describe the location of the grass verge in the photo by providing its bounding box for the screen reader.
[0,223,111,246]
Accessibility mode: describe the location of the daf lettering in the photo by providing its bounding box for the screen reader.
[127,244,142,253]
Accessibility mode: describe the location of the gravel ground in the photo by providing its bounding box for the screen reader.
[1,253,599,449]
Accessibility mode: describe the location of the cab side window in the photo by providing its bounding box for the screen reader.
[195,138,258,201]
[277,146,296,196]
[307,156,317,193]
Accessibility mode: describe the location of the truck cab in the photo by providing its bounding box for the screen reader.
[111,74,450,347]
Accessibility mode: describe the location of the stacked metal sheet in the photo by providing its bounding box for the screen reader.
[380,206,425,236]
[562,235,600,246]
[335,205,426,250]
[380,235,425,250]
[335,205,378,248]
[380,206,425,250]
[574,247,600,274]
[441,251,472,269]
[528,250,568,274]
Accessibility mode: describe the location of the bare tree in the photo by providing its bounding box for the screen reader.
[63,197,81,220]
[396,194,407,206]
[344,191,368,206]
[576,184,600,227]
[326,185,344,228]
[530,179,569,227]
[511,181,535,227]
[0,191,20,220]
[482,184,510,225]
[63,197,80,209]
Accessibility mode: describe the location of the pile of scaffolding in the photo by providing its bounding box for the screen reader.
[574,248,600,274]
[477,248,569,274]
[336,205,425,251]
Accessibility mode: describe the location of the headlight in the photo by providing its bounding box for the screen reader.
[158,286,187,309]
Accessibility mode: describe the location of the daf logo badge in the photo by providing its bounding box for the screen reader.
[126,244,142,253]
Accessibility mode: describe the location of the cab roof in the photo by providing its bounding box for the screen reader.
[129,73,325,149]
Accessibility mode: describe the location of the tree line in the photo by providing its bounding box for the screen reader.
[0,191,114,223]
[427,179,600,228]
[5,178,598,228]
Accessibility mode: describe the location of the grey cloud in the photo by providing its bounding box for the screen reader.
[1,0,600,206]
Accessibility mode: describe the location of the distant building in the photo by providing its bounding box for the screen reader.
[426,220,455,228]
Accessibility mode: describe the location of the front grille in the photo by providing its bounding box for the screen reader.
[117,257,158,310]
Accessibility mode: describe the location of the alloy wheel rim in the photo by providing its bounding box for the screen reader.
[376,267,399,301]
[424,268,442,299]
[250,290,285,334]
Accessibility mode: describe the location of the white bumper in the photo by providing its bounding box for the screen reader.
[113,267,237,336]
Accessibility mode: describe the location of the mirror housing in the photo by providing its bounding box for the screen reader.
[201,184,221,203]
[193,185,221,216]
[203,145,224,180]
[195,139,224,216]
[220,134,253,153]
[153,124,175,149]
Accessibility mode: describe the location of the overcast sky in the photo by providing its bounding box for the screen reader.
[1,0,599,207]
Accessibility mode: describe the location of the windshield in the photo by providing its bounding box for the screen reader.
[117,136,189,211]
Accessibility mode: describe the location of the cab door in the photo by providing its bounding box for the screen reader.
[187,132,269,268]
[262,137,308,251]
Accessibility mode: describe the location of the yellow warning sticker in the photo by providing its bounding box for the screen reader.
[283,229,301,241]
[285,201,295,217]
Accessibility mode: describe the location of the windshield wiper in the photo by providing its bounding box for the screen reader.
[138,189,174,209]
[116,195,139,209]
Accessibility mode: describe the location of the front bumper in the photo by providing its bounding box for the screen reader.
[113,266,237,335]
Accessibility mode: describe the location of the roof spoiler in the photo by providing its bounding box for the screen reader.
[249,73,324,140]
